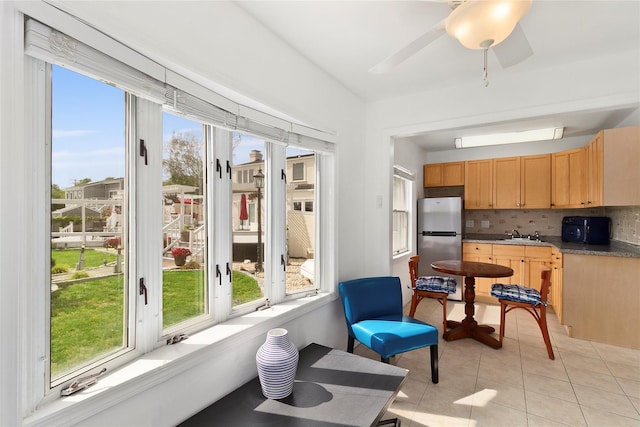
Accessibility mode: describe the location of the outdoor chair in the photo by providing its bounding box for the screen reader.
[338,276,439,384]
[491,268,555,360]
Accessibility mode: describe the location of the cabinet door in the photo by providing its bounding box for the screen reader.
[521,154,551,209]
[464,160,493,209]
[551,148,586,208]
[550,249,563,323]
[462,243,493,296]
[424,164,444,187]
[493,157,521,209]
[442,162,465,186]
[492,245,525,286]
[524,246,552,290]
[586,131,603,207]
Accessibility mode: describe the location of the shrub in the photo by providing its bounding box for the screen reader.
[181,260,201,270]
[52,264,70,274]
[71,271,90,279]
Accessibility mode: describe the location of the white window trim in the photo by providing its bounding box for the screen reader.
[392,166,415,259]
[14,3,338,423]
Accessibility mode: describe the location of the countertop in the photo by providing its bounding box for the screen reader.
[464,234,640,258]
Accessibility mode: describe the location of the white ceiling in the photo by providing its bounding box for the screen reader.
[236,0,640,151]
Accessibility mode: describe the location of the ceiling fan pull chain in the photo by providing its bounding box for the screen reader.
[483,48,489,87]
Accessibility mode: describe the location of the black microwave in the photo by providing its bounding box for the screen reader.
[561,216,611,244]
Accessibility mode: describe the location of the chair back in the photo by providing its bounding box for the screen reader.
[408,256,420,290]
[539,268,552,303]
[338,277,403,332]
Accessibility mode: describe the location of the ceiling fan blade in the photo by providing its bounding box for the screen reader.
[492,23,533,68]
[369,19,446,74]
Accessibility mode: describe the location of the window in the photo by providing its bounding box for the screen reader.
[392,171,413,256]
[292,162,304,181]
[50,65,129,383]
[26,16,334,412]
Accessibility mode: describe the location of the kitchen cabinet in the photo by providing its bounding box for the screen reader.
[424,162,465,187]
[551,148,586,208]
[549,248,563,324]
[464,160,493,209]
[462,243,493,296]
[493,154,551,209]
[492,244,525,287]
[524,246,552,292]
[563,254,640,349]
[586,131,603,207]
[603,126,640,206]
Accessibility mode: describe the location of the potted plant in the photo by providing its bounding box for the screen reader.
[171,247,192,266]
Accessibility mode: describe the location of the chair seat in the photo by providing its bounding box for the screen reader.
[491,283,545,306]
[416,276,457,294]
[351,314,438,360]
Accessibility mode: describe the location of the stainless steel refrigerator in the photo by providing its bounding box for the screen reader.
[417,197,463,301]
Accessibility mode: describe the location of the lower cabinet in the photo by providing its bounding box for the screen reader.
[463,243,552,302]
[550,248,564,323]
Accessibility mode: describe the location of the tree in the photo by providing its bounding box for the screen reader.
[51,184,66,211]
[163,131,203,194]
[75,178,92,186]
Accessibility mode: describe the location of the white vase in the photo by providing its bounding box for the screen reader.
[256,328,299,399]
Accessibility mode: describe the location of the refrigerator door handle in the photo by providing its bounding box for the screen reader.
[422,231,458,237]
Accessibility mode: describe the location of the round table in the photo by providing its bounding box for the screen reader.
[431,260,513,349]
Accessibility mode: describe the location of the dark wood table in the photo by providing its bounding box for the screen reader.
[431,260,513,349]
[178,343,408,426]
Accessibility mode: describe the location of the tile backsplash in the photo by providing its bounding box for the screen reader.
[464,206,640,246]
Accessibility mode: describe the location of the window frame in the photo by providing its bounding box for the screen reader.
[392,169,413,257]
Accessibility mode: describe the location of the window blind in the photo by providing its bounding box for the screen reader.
[23,16,335,153]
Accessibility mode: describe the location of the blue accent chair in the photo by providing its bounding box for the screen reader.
[338,276,439,383]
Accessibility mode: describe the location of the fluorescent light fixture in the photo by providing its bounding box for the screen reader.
[454,127,564,149]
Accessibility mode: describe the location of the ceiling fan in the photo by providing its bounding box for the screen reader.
[369,0,534,85]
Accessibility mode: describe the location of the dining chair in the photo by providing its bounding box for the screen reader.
[490,268,555,359]
[338,276,439,384]
[408,255,457,333]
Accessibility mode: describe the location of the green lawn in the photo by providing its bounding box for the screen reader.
[52,248,118,268]
[51,268,261,378]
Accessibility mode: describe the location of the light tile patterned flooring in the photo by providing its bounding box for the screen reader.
[353,298,640,427]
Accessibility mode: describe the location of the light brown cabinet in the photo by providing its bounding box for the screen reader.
[464,160,493,209]
[549,248,563,324]
[462,243,493,296]
[424,162,465,187]
[524,245,552,293]
[492,244,525,287]
[603,126,640,206]
[551,148,587,208]
[493,154,551,209]
[586,131,603,207]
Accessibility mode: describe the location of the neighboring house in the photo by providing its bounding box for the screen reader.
[64,177,124,200]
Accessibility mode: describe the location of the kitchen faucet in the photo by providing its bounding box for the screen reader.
[511,229,520,238]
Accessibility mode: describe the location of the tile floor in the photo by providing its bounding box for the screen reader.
[353,298,640,427]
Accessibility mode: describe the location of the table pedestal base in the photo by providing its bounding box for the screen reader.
[442,275,502,349]
[444,319,501,349]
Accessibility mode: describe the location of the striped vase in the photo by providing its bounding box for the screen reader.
[256,328,299,399]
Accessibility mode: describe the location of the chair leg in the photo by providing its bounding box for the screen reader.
[377,418,400,426]
[538,307,555,360]
[408,294,420,317]
[499,302,506,345]
[347,336,354,354]
[381,357,390,364]
[430,344,439,384]
[441,297,448,333]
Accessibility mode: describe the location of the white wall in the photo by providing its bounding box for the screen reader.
[0,2,372,426]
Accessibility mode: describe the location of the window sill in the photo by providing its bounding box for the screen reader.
[23,292,334,427]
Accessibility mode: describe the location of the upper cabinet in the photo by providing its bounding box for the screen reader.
[464,160,493,209]
[603,126,640,206]
[494,154,551,209]
[551,148,587,208]
[427,126,639,209]
[424,162,464,187]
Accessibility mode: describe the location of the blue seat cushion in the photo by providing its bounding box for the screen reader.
[491,283,545,306]
[416,276,457,294]
[351,314,438,359]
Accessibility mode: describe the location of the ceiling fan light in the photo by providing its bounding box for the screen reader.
[446,0,532,50]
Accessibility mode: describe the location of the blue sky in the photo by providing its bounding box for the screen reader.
[52,66,308,188]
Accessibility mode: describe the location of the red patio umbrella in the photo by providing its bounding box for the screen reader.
[239,193,249,230]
